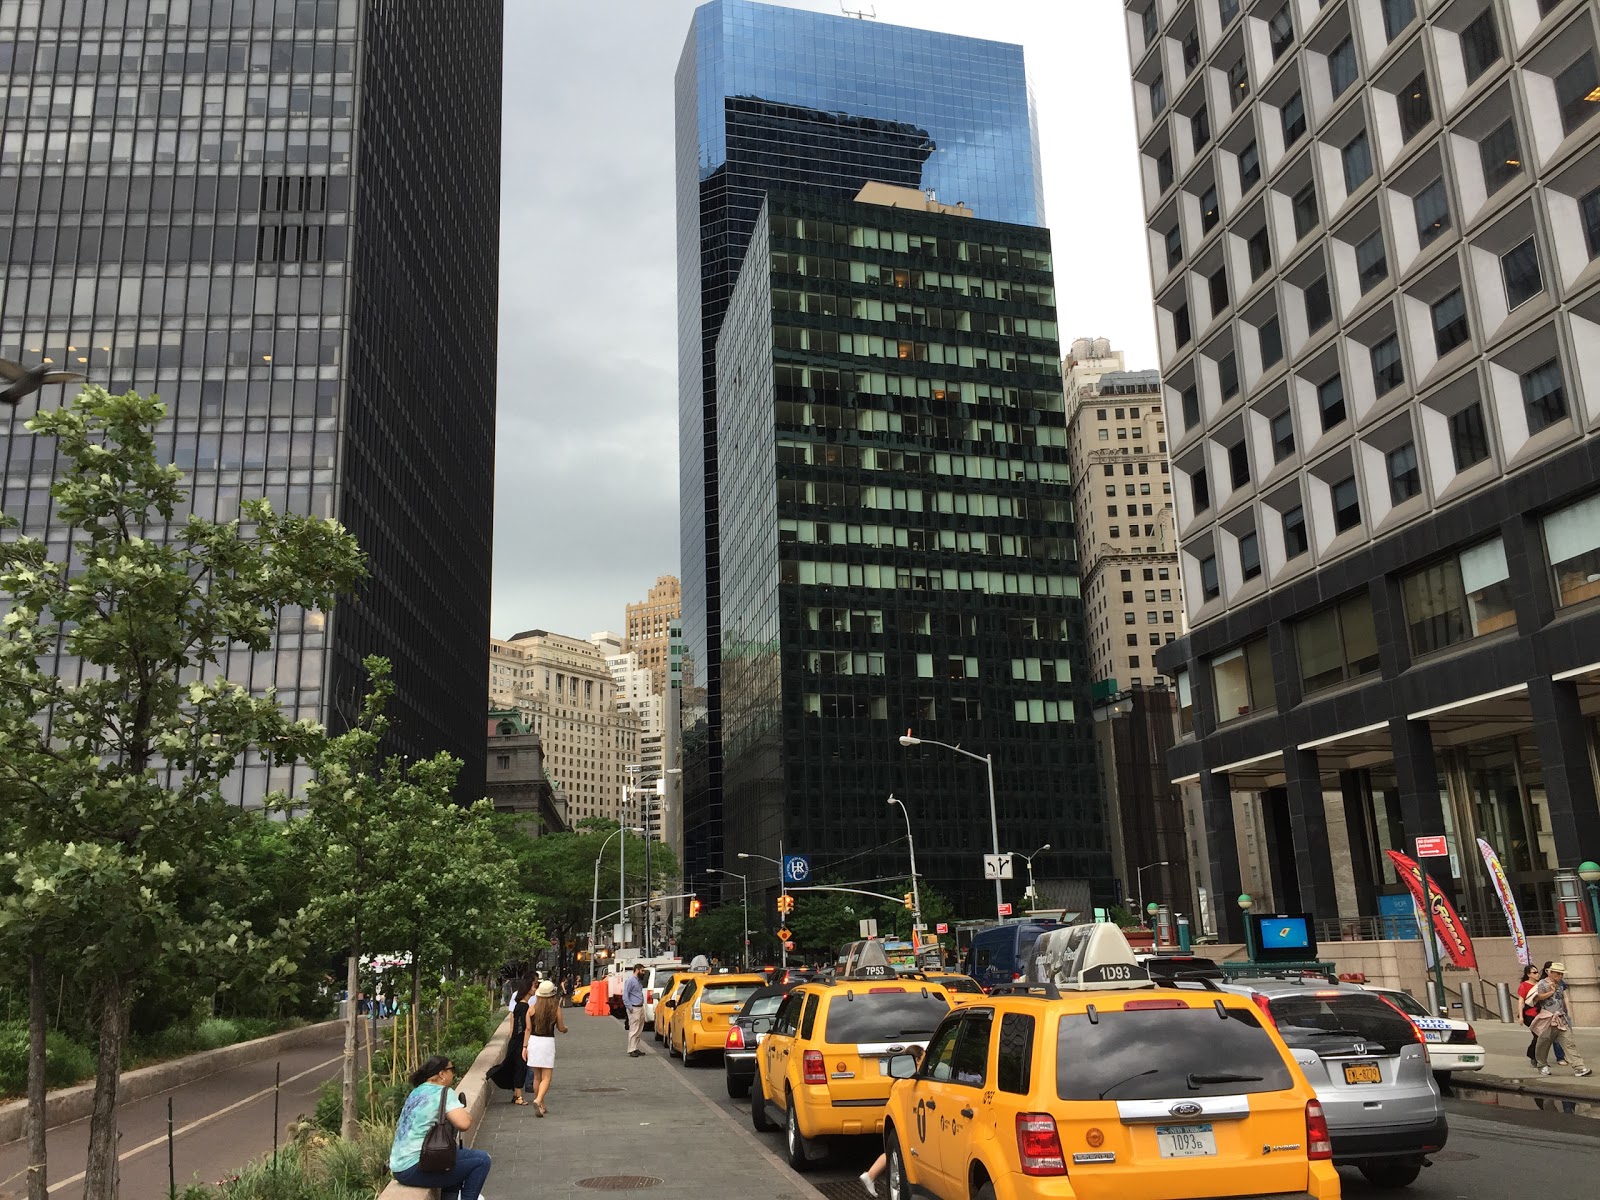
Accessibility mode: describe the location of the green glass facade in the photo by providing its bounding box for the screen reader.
[716,191,1111,913]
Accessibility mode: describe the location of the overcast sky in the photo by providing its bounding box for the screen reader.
[493,0,1157,641]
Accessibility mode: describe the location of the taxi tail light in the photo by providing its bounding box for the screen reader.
[1250,993,1276,1027]
[725,1025,745,1050]
[1123,999,1188,1010]
[1306,1099,1332,1160]
[868,987,905,994]
[1015,1113,1067,1176]
[692,1001,703,1021]
[802,1049,827,1085]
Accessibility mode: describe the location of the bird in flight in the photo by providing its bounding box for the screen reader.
[1,357,87,407]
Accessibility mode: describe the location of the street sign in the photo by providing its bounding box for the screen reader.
[984,853,1015,881]
[777,927,792,941]
[859,918,878,938]
[935,922,949,935]
[783,854,811,884]
[998,902,1014,916]
[784,940,796,951]
[1415,836,1450,858]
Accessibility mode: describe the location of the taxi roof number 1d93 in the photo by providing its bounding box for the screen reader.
[879,922,1341,1200]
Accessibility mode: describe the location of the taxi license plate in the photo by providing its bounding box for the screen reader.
[1344,1061,1382,1084]
[1423,1031,1444,1043]
[1156,1124,1216,1158]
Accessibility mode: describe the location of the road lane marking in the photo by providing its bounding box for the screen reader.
[45,1052,346,1190]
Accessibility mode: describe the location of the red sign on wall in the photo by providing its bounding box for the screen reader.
[935,923,949,935]
[1415,836,1450,858]
[998,902,1013,916]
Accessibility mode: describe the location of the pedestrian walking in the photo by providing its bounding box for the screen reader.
[1519,964,1566,1068]
[623,964,648,1056]
[527,979,569,1116]
[1529,962,1592,1077]
[487,973,537,1104]
[388,1055,492,1200]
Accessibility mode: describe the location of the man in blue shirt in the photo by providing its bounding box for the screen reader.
[622,965,647,1056]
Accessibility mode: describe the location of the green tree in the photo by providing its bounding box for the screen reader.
[678,899,772,967]
[786,882,870,963]
[0,387,362,1200]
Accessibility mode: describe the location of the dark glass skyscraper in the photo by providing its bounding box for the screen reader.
[0,0,498,799]
[676,0,1047,892]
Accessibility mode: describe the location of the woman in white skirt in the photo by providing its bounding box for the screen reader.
[526,979,568,1116]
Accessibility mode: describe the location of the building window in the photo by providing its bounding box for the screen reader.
[1401,538,1515,655]
[1209,268,1229,314]
[1247,227,1272,278]
[1212,637,1275,720]
[1182,384,1201,429]
[1479,120,1522,196]
[1329,36,1358,98]
[1239,141,1262,192]
[1151,73,1168,117]
[1268,5,1295,60]
[496,754,511,770]
[1201,185,1221,233]
[1356,230,1388,293]
[1556,51,1599,135]
[1414,178,1451,248]
[1371,334,1405,397]
[1282,91,1307,146]
[1292,182,1319,241]
[1177,669,1195,734]
[1283,504,1309,558]
[1545,492,1600,607]
[1192,106,1211,153]
[1581,186,1600,260]
[1219,351,1240,399]
[1387,441,1422,504]
[1192,468,1211,514]
[1183,28,1202,75]
[1461,9,1502,85]
[1260,316,1283,368]
[1240,531,1262,580]
[1158,149,1174,192]
[1431,289,1470,356]
[1295,593,1379,693]
[1229,439,1251,489]
[1142,3,1159,47]
[1219,0,1240,26]
[1272,410,1296,461]
[1444,402,1489,472]
[1318,373,1347,430]
[1174,303,1192,347]
[1332,475,1362,532]
[1341,131,1373,193]
[1399,72,1433,142]
[1166,224,1183,269]
[1501,238,1543,309]
[1382,0,1416,42]
[1304,275,1332,332]
[1200,553,1220,600]
[1522,358,1568,433]
[1228,56,1250,109]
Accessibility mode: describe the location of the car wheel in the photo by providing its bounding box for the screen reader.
[885,1131,910,1200]
[667,1030,680,1058]
[974,1182,997,1200]
[680,1033,694,1066]
[784,1096,812,1171]
[751,1076,777,1132]
[1360,1160,1424,1189]
[726,1069,751,1099]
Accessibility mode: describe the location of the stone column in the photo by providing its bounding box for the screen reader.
[1389,716,1458,901]
[1284,746,1340,918]
[1528,676,1600,867]
[1201,769,1246,942]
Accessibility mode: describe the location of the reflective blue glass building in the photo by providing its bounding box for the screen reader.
[674,0,1046,896]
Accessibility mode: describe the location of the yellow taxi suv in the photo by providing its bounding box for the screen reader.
[753,941,952,1171]
[879,922,1341,1200]
[656,974,701,1044]
[668,972,766,1065]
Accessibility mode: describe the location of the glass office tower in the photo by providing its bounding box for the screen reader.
[0,0,499,801]
[676,0,1046,893]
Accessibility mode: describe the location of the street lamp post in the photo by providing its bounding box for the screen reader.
[899,732,1002,919]
[1015,843,1051,909]
[1238,893,1255,962]
[738,846,787,969]
[626,765,681,959]
[590,825,641,980]
[712,868,750,969]
[886,795,923,940]
[1580,861,1600,936]
[1137,860,1172,921]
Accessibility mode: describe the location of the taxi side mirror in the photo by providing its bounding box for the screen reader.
[663,999,677,1009]
[887,1053,919,1079]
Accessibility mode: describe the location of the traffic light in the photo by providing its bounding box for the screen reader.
[903,892,915,911]
[776,894,795,915]
[688,897,702,919]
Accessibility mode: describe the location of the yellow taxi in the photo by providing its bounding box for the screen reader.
[878,923,1340,1200]
[918,973,986,1008]
[667,972,766,1065]
[656,973,702,1044]
[752,942,953,1171]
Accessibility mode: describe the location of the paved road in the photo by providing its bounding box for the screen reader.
[647,1032,1600,1200]
[0,1023,353,1200]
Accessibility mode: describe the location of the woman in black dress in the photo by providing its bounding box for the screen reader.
[487,973,537,1104]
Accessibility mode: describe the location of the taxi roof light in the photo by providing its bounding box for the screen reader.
[1028,922,1156,992]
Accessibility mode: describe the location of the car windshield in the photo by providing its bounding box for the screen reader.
[1374,990,1429,1018]
[1056,1008,1294,1100]
[1269,992,1418,1054]
[702,983,762,1006]
[824,991,950,1043]
[654,974,675,993]
[743,992,787,1017]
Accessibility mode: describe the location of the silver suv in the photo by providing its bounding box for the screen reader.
[1219,974,1446,1188]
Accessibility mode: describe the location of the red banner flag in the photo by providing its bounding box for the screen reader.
[1384,849,1477,970]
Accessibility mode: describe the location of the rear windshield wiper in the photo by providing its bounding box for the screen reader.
[1187,1072,1263,1088]
[1098,1068,1160,1099]
[1301,1028,1372,1039]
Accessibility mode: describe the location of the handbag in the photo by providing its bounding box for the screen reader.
[417,1085,458,1173]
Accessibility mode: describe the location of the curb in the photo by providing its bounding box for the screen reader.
[1454,1069,1600,1104]
[0,1019,342,1147]
[379,1012,513,1200]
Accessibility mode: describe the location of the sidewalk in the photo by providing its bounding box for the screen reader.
[472,1009,822,1200]
[1467,1020,1600,1099]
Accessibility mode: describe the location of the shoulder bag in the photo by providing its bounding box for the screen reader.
[417,1085,458,1173]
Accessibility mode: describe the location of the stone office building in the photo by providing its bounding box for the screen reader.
[1125,0,1600,940]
